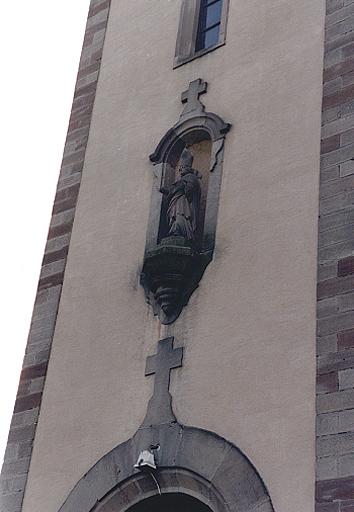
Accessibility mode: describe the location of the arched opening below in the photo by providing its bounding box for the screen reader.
[127,493,213,512]
[59,425,272,512]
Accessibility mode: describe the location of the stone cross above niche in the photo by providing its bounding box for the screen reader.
[181,78,207,117]
[142,337,183,427]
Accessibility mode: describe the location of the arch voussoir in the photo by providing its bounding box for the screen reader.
[58,424,274,512]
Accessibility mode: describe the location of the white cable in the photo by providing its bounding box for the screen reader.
[149,471,161,496]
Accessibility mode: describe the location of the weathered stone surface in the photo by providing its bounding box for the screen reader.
[13,394,42,414]
[319,208,354,231]
[339,368,354,389]
[338,328,354,349]
[327,3,354,26]
[317,431,354,457]
[318,349,354,374]
[175,427,231,482]
[317,389,354,414]
[317,297,338,319]
[339,408,354,430]
[10,410,39,429]
[318,42,354,493]
[338,256,354,277]
[317,334,338,355]
[317,475,354,501]
[212,445,266,511]
[318,312,354,337]
[340,160,354,177]
[317,456,338,480]
[339,453,354,476]
[318,276,354,299]
[320,165,340,184]
[0,475,27,494]
[316,503,340,512]
[317,372,339,394]
[317,412,340,436]
[20,363,47,382]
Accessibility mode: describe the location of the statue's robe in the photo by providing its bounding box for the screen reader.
[167,171,201,240]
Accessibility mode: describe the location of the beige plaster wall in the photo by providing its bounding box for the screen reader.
[22,1,325,511]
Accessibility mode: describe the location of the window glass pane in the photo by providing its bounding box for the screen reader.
[198,1,208,33]
[205,1,222,29]
[204,24,220,49]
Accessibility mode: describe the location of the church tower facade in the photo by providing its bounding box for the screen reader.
[1,2,354,512]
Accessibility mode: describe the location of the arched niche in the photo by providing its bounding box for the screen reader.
[147,114,230,255]
[57,424,274,512]
[141,79,231,324]
[157,129,212,251]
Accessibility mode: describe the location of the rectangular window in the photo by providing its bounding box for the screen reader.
[174,0,229,68]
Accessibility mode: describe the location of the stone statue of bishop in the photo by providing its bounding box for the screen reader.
[164,148,201,242]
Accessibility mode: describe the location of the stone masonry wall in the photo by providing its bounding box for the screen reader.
[317,1,354,510]
[0,1,111,510]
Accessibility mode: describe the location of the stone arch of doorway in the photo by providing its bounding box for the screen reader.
[126,491,214,512]
[95,468,225,512]
[58,424,275,512]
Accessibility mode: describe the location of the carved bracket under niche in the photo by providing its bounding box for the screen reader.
[141,79,231,324]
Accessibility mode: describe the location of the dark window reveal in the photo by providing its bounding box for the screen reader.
[196,0,223,52]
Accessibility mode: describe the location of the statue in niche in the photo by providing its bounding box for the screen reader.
[162,148,201,242]
[141,78,231,324]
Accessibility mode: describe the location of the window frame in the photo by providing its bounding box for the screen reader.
[174,0,229,68]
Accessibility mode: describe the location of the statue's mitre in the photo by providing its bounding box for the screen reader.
[180,147,194,167]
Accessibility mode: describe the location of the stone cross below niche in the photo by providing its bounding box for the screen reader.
[142,337,183,427]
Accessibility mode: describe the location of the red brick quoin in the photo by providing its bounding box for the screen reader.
[317,1,354,511]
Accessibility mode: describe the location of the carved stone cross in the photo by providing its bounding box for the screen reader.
[181,78,207,117]
[142,337,183,426]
